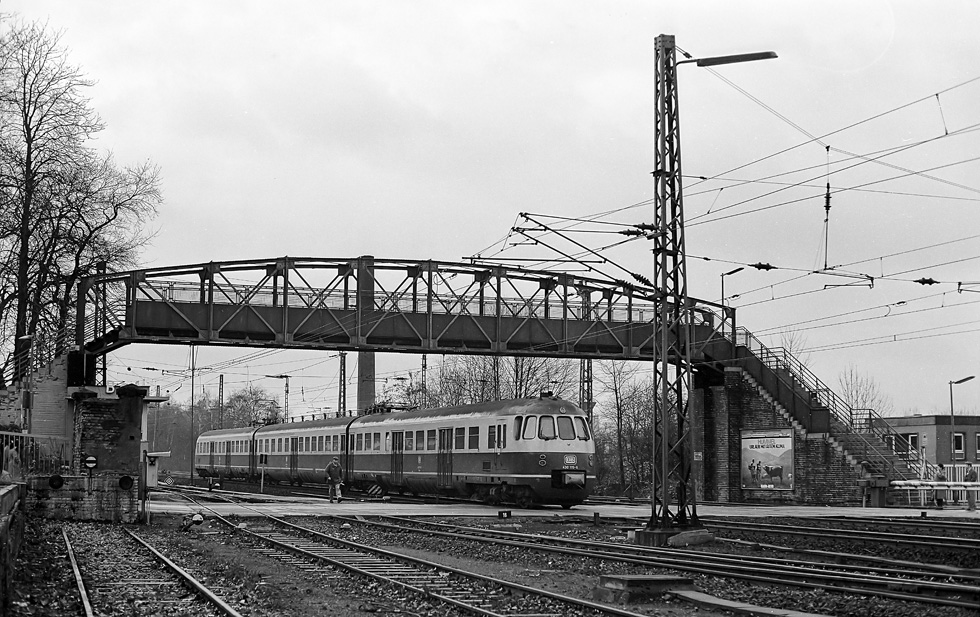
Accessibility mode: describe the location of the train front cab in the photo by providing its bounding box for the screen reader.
[508,411,594,508]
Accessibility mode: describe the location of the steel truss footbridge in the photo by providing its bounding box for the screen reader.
[69,255,733,387]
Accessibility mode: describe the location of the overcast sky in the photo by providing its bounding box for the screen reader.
[6,1,980,422]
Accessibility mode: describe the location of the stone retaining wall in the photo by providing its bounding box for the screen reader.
[0,483,26,615]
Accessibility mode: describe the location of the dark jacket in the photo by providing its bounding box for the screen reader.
[325,461,343,483]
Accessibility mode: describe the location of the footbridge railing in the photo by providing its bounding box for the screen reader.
[70,257,728,384]
[734,327,929,481]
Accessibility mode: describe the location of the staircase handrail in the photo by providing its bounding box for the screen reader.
[734,327,929,480]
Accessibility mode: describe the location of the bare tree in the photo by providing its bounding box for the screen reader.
[778,327,811,366]
[0,19,160,387]
[838,364,894,416]
[384,355,579,409]
[595,360,640,495]
[223,384,279,427]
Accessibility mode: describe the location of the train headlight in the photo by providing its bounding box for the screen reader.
[551,470,586,488]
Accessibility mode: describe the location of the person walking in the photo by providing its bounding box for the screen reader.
[934,463,947,510]
[325,456,343,503]
[965,461,978,512]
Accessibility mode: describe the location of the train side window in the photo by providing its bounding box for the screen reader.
[416,430,425,450]
[278,438,283,453]
[487,425,495,449]
[374,432,382,451]
[522,416,538,440]
[497,424,506,449]
[574,417,591,440]
[455,428,466,450]
[333,435,339,452]
[513,417,523,440]
[468,426,479,449]
[539,416,557,440]
[557,416,575,440]
[426,430,436,450]
[405,431,414,450]
[318,435,324,451]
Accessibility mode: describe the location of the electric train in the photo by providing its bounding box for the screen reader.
[194,393,595,508]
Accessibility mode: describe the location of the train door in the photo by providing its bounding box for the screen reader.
[223,440,232,476]
[208,441,215,474]
[492,422,507,469]
[437,428,453,489]
[390,431,404,485]
[289,437,299,480]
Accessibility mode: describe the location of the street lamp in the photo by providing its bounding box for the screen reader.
[949,375,974,463]
[720,267,744,340]
[647,34,776,540]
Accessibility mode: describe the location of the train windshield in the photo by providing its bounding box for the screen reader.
[516,414,591,441]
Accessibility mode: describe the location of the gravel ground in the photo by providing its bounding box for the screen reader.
[9,513,979,617]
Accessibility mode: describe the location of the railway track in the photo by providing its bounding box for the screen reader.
[700,517,980,553]
[61,523,244,617]
[339,515,980,610]
[172,490,664,616]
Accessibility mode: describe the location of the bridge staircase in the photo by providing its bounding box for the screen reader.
[711,327,933,506]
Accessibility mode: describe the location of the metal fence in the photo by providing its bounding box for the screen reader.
[0,431,71,479]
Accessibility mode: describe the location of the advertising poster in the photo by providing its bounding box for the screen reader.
[741,429,794,490]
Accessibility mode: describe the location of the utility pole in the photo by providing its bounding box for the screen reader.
[338,352,347,416]
[266,374,290,421]
[421,354,428,408]
[189,345,196,485]
[579,359,593,426]
[218,374,224,429]
[646,34,776,541]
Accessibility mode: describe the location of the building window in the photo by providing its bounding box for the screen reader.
[954,433,965,460]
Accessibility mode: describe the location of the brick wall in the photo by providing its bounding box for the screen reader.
[72,385,145,476]
[699,367,865,506]
[25,475,139,523]
[19,384,149,523]
[0,355,71,440]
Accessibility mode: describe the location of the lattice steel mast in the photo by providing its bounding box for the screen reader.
[649,34,697,531]
[647,35,776,535]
